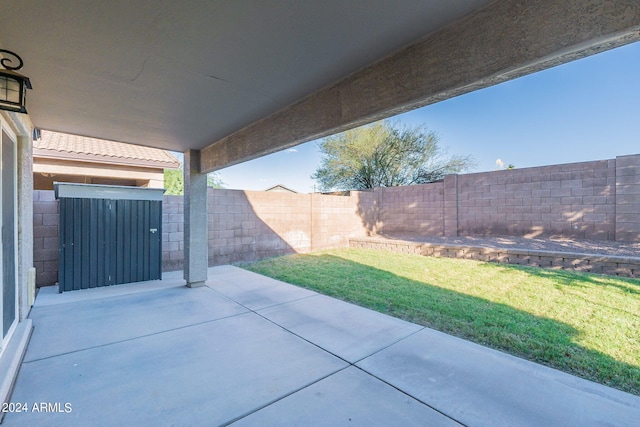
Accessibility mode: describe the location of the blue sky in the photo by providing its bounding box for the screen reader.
[217,41,640,193]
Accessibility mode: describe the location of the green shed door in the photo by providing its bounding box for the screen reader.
[58,196,163,293]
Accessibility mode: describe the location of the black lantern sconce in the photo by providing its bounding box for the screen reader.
[0,49,32,114]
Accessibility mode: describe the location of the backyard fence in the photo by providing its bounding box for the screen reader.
[33,154,640,286]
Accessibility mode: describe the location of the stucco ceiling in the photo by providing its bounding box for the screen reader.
[0,0,493,152]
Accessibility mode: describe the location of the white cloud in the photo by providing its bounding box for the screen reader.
[287,148,298,153]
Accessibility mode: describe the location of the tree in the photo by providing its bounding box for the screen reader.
[163,168,184,195]
[207,173,225,188]
[312,120,476,191]
[163,167,224,195]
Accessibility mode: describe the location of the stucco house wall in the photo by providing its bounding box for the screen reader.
[0,109,34,409]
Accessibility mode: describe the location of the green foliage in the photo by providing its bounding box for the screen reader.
[312,120,476,191]
[207,172,225,189]
[163,167,224,195]
[163,168,184,195]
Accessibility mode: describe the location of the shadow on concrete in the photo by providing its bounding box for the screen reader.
[244,253,640,396]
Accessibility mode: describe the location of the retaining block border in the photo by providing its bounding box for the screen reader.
[349,237,640,278]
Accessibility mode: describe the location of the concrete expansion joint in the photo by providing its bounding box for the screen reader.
[22,312,248,365]
[349,364,467,427]
[213,295,449,427]
[204,283,465,426]
[218,366,353,426]
[206,284,318,315]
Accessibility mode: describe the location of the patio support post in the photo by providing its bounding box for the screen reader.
[183,149,208,287]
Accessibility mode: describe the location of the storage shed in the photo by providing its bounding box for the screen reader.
[55,183,164,292]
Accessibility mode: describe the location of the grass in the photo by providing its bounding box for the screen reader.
[240,247,640,395]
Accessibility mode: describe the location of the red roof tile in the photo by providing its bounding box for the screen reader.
[34,130,180,169]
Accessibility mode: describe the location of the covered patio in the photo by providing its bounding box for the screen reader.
[4,267,639,426]
[2,1,640,424]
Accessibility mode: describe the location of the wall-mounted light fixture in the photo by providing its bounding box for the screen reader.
[0,49,32,114]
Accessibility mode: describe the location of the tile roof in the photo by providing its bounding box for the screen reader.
[34,130,180,169]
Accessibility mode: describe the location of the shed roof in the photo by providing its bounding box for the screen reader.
[34,130,180,169]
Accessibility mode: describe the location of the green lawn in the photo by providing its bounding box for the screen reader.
[240,247,640,395]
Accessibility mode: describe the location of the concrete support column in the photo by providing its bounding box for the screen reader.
[17,133,34,319]
[183,149,208,287]
[615,154,640,242]
[444,174,458,237]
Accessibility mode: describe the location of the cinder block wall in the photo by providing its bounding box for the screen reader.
[208,189,310,266]
[160,188,374,272]
[375,183,445,236]
[310,191,376,251]
[615,154,640,241]
[162,195,184,272]
[33,190,60,287]
[456,159,616,239]
[32,154,640,286]
[34,188,373,285]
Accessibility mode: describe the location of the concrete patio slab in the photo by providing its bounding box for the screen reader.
[206,265,293,286]
[357,328,640,427]
[25,285,247,362]
[257,293,422,363]
[5,313,347,426]
[231,365,462,426]
[5,266,639,426]
[34,271,185,307]
[208,265,317,310]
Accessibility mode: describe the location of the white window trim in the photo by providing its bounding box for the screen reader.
[0,115,19,352]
